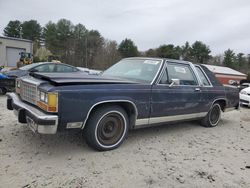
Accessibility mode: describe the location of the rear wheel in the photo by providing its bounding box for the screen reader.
[201,103,222,127]
[85,106,129,151]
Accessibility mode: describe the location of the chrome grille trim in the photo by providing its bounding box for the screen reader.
[20,81,37,105]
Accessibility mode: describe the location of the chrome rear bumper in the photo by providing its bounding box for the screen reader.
[7,93,58,134]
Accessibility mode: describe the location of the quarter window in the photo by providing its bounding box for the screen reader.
[195,66,211,86]
[167,63,198,85]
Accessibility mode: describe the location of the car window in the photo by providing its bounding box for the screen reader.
[20,63,43,71]
[32,64,55,72]
[195,66,211,86]
[167,63,198,85]
[55,64,78,72]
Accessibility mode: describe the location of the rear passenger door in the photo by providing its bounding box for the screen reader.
[150,62,204,124]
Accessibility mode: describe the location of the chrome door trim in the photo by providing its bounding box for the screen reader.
[135,112,207,127]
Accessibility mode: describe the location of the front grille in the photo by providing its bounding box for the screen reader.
[20,81,37,104]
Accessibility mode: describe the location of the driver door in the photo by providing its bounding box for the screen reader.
[149,62,204,124]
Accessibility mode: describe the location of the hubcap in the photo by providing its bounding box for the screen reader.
[97,113,125,146]
[210,105,220,125]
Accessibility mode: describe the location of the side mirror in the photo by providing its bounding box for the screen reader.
[169,78,180,87]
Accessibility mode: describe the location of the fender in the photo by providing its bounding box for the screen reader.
[209,97,227,112]
[81,99,138,129]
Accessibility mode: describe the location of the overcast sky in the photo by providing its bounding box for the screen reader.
[0,0,250,55]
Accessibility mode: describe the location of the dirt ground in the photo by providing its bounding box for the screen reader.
[0,95,250,188]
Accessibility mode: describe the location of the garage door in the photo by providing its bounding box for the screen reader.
[6,47,25,67]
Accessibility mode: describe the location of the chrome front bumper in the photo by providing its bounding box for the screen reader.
[7,93,58,134]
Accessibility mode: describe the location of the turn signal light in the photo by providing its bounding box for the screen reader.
[37,92,58,112]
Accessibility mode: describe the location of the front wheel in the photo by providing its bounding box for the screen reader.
[201,103,222,127]
[85,106,129,151]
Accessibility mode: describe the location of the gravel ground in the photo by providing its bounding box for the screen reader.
[0,95,250,188]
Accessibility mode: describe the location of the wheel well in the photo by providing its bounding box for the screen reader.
[214,99,226,112]
[85,102,137,129]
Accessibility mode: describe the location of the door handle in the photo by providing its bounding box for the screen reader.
[195,88,201,92]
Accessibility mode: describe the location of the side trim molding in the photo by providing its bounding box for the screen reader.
[135,112,207,127]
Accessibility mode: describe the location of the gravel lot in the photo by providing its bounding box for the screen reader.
[0,95,250,188]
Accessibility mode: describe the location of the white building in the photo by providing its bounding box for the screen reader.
[0,36,32,67]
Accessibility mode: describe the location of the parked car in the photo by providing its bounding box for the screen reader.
[239,83,250,91]
[7,58,239,151]
[0,73,15,95]
[240,87,250,107]
[1,62,86,94]
[3,62,82,78]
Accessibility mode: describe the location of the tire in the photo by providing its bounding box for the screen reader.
[0,87,7,95]
[85,105,129,151]
[201,103,222,127]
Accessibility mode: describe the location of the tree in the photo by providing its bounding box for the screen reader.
[43,21,59,55]
[43,20,105,67]
[190,41,211,64]
[21,20,42,41]
[236,53,246,71]
[93,40,121,69]
[180,41,192,61]
[209,55,223,65]
[155,44,180,59]
[3,20,22,38]
[118,38,139,58]
[86,30,104,68]
[72,24,88,67]
[223,49,235,68]
[43,19,74,64]
[145,48,157,57]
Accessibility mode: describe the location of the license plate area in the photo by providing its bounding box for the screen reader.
[26,116,37,133]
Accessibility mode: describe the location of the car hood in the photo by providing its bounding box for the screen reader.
[4,69,28,78]
[241,87,250,93]
[30,72,137,85]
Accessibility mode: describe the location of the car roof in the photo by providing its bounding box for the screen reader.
[35,62,76,67]
[27,62,78,69]
[124,57,191,65]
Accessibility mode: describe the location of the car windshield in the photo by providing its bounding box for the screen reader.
[19,63,43,71]
[103,59,162,83]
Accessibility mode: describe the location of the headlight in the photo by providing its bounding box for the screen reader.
[16,80,21,94]
[37,90,58,112]
[16,80,21,88]
[240,90,247,95]
[39,91,47,102]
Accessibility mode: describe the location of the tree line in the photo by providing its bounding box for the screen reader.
[3,19,250,78]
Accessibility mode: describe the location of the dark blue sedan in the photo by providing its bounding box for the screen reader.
[7,58,239,151]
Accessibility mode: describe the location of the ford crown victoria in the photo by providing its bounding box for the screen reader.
[7,58,239,151]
